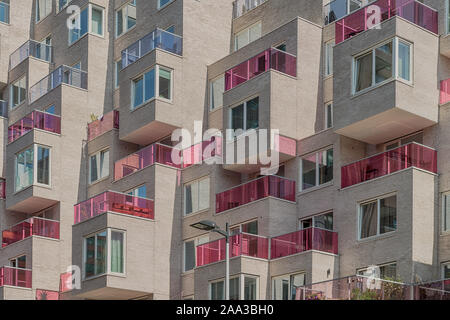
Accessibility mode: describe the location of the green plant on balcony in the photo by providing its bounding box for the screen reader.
[350,288,379,300]
[382,277,404,300]
[305,291,325,300]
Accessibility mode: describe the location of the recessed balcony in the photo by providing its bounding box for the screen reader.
[335,0,438,44]
[341,142,437,188]
[0,267,32,289]
[87,110,119,142]
[270,227,338,259]
[1,217,59,248]
[196,233,269,267]
[29,65,87,103]
[74,191,155,224]
[114,143,181,181]
[8,110,61,144]
[121,28,182,69]
[9,39,52,70]
[225,48,296,91]
[232,0,267,19]
[215,175,295,214]
[441,79,450,105]
[323,0,364,25]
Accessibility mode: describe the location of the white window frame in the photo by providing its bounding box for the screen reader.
[299,211,333,231]
[58,0,71,12]
[442,192,450,233]
[115,0,137,38]
[183,176,210,216]
[126,184,146,198]
[230,219,258,235]
[228,96,259,139]
[209,74,224,111]
[115,59,122,89]
[352,37,413,95]
[299,146,334,192]
[324,102,333,129]
[9,76,27,109]
[383,131,423,151]
[158,0,174,10]
[357,262,397,280]
[209,274,259,300]
[68,4,105,45]
[358,193,397,241]
[324,40,334,77]
[35,0,52,23]
[442,261,450,279]
[88,148,110,184]
[15,144,51,193]
[82,228,126,280]
[272,272,306,300]
[183,235,209,273]
[131,65,173,110]
[234,21,262,51]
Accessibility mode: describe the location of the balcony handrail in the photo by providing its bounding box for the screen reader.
[341,142,436,168]
[216,174,296,194]
[1,266,33,272]
[197,232,268,247]
[114,142,181,164]
[4,216,59,230]
[270,226,337,241]
[73,190,154,207]
[10,39,53,63]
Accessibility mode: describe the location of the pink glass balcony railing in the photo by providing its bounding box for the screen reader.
[88,110,119,141]
[335,0,438,44]
[270,228,338,259]
[8,110,61,143]
[415,279,450,300]
[114,143,181,180]
[0,267,32,288]
[215,175,296,214]
[196,233,269,267]
[341,142,437,188]
[1,217,60,248]
[0,179,5,199]
[441,79,450,105]
[182,136,223,169]
[74,191,155,224]
[225,47,297,91]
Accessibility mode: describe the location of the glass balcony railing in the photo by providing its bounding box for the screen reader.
[215,175,296,214]
[441,79,450,105]
[225,48,297,91]
[10,39,52,70]
[0,179,5,199]
[0,1,9,24]
[74,191,155,224]
[87,110,119,142]
[341,142,437,188]
[182,137,222,168]
[1,217,60,247]
[415,279,450,300]
[324,0,365,25]
[114,143,181,180]
[196,233,269,267]
[0,267,32,289]
[8,110,61,143]
[29,65,88,103]
[233,0,267,19]
[270,228,338,259]
[0,100,7,118]
[121,28,182,69]
[335,0,438,44]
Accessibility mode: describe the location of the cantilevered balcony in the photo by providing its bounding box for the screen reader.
[441,79,450,105]
[74,191,155,224]
[215,175,295,214]
[323,0,364,25]
[341,142,437,188]
[1,217,59,247]
[225,48,296,91]
[196,233,269,267]
[233,0,267,18]
[114,143,181,181]
[8,110,61,143]
[121,28,182,69]
[335,0,438,44]
[87,110,119,142]
[270,228,338,259]
[9,39,52,70]
[29,65,88,103]
[0,267,32,289]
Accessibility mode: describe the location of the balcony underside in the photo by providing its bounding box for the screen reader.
[0,286,33,300]
[440,34,450,58]
[7,195,58,214]
[120,119,177,146]
[73,285,153,300]
[335,108,436,145]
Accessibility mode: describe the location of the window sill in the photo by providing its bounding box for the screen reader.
[88,175,110,187]
[115,25,137,40]
[297,181,334,196]
[130,97,173,112]
[351,77,413,99]
[357,231,397,243]
[183,208,210,219]
[157,0,175,12]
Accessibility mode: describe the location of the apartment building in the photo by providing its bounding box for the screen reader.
[0,0,448,300]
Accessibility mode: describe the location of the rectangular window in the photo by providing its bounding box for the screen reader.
[325,103,333,129]
[158,0,174,9]
[131,66,172,109]
[89,149,109,184]
[210,75,224,110]
[36,146,50,185]
[183,236,208,272]
[300,148,333,191]
[359,195,397,240]
[58,0,70,12]
[209,276,256,300]
[443,193,450,232]
[234,21,261,51]
[127,185,146,198]
[10,76,26,108]
[10,255,27,269]
[91,6,103,35]
[115,60,122,88]
[301,212,333,231]
[447,0,450,34]
[442,262,450,279]
[231,220,258,236]
[84,229,125,278]
[210,280,224,300]
[272,273,305,300]
[116,0,136,37]
[36,0,52,22]
[358,262,397,280]
[244,276,258,300]
[230,97,259,137]
[324,40,334,76]
[15,145,50,192]
[354,38,412,93]
[184,177,210,215]
[69,5,104,44]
